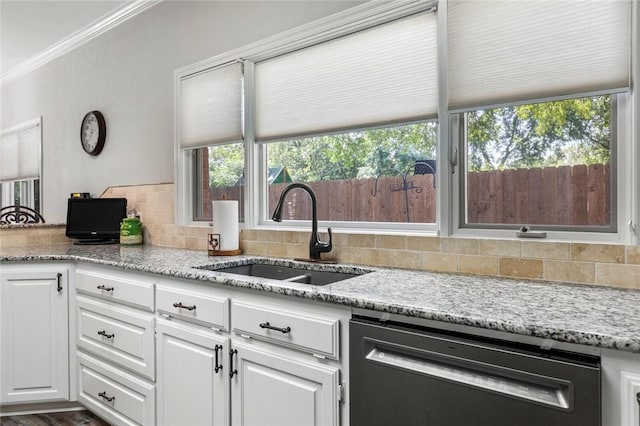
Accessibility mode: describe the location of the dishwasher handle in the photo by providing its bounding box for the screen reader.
[365,344,573,411]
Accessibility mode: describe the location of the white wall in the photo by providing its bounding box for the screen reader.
[0,1,361,223]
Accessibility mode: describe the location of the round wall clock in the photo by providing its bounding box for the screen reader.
[80,110,106,156]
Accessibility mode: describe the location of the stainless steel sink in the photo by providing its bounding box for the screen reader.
[196,262,366,286]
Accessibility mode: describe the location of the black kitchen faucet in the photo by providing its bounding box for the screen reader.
[271,183,333,262]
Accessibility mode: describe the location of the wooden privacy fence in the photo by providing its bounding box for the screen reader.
[467,163,610,226]
[209,163,610,225]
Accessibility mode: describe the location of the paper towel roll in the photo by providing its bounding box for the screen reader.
[211,200,239,251]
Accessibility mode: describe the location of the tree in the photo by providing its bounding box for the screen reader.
[266,122,437,182]
[208,143,244,186]
[467,95,611,172]
[208,96,610,186]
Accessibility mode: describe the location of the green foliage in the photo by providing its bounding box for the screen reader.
[208,96,609,185]
[208,143,244,187]
[267,123,437,182]
[467,96,611,171]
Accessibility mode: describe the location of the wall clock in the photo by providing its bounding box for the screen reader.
[80,110,106,156]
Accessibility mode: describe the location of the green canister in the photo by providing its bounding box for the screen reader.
[120,210,143,245]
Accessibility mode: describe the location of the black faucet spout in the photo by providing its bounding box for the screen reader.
[272,183,333,261]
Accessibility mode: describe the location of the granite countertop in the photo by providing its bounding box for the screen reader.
[2,244,640,354]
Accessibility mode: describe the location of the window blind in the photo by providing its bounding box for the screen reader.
[254,11,438,142]
[448,0,631,111]
[180,62,243,149]
[0,122,40,181]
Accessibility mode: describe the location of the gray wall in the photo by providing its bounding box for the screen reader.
[0,1,360,223]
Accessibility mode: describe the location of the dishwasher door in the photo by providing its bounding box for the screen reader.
[350,317,600,426]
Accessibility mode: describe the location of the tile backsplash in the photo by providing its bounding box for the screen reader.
[2,183,639,290]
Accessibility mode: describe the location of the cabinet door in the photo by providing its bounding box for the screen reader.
[156,318,229,426]
[0,269,69,403]
[231,341,340,426]
[621,371,640,426]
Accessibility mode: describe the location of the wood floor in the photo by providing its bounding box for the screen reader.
[0,410,110,426]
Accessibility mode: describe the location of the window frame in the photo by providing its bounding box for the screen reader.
[174,0,638,245]
[457,93,618,234]
[175,0,439,232]
[450,91,634,244]
[254,120,440,232]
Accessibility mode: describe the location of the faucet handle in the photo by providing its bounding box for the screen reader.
[318,227,333,253]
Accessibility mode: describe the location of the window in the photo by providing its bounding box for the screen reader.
[448,0,631,239]
[178,62,244,222]
[177,2,439,228]
[263,122,437,224]
[460,95,615,231]
[175,0,636,242]
[193,143,244,222]
[253,9,438,228]
[0,118,42,211]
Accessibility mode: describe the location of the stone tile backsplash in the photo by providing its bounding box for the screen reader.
[2,183,639,290]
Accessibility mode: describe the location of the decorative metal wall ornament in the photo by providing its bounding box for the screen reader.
[0,205,46,225]
[371,161,436,222]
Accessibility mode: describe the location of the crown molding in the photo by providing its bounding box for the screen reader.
[0,0,160,87]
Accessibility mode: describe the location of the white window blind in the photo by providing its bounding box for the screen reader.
[448,0,631,111]
[0,121,40,181]
[180,61,243,149]
[254,11,438,142]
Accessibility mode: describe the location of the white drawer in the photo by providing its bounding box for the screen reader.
[77,295,155,380]
[76,268,155,311]
[156,285,229,331]
[78,351,155,426]
[232,300,340,359]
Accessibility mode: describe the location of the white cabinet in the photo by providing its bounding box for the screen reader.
[76,295,155,380]
[78,351,155,426]
[231,341,340,426]
[229,295,348,426]
[620,370,640,426]
[75,265,156,426]
[0,264,70,404]
[232,300,340,359]
[157,278,349,426]
[156,285,229,330]
[156,318,229,426]
[597,349,640,426]
[155,279,231,426]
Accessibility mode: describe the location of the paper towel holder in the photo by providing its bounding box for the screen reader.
[208,233,242,256]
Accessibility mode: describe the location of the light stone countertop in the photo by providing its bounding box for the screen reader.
[2,244,639,354]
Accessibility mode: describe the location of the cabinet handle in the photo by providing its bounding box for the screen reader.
[636,391,639,406]
[259,322,291,334]
[56,273,63,293]
[173,302,196,311]
[97,330,115,339]
[214,344,223,374]
[229,349,238,378]
[97,284,114,292]
[98,391,115,402]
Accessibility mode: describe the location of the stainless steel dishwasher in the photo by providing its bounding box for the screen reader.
[350,316,600,426]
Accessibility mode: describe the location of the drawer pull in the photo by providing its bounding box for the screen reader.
[214,344,223,374]
[97,285,114,292]
[98,391,115,402]
[97,330,115,339]
[229,349,238,378]
[57,273,63,293]
[259,322,291,334]
[173,302,196,311]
